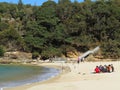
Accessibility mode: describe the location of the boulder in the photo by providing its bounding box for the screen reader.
[4,51,32,60]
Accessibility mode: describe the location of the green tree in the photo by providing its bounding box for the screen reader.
[0,46,5,57]
[0,27,25,51]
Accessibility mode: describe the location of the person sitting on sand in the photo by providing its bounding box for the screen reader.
[111,64,114,72]
[99,65,104,72]
[103,65,108,72]
[94,66,100,73]
[107,64,112,73]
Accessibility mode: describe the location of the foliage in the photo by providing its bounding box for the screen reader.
[32,52,39,59]
[0,0,120,59]
[41,46,62,59]
[0,46,5,57]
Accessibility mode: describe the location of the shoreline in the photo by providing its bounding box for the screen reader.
[4,62,70,90]
[4,61,120,90]
[0,64,60,89]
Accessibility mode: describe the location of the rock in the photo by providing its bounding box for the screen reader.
[66,51,79,58]
[4,51,32,60]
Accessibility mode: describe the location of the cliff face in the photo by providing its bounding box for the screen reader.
[4,51,32,60]
[66,51,79,58]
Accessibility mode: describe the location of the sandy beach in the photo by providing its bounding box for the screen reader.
[5,61,120,90]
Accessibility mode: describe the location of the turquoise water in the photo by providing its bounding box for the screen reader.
[0,64,60,88]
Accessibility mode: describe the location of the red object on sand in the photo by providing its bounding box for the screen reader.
[95,66,100,73]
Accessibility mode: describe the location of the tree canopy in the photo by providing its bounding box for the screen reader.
[0,0,120,59]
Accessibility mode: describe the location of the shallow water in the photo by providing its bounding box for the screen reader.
[0,64,60,88]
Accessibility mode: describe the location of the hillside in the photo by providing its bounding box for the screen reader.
[0,0,120,60]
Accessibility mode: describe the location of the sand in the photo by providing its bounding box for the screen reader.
[4,61,120,90]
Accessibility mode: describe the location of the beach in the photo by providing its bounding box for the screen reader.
[5,61,120,90]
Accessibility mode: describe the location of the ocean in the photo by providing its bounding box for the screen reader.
[0,64,60,88]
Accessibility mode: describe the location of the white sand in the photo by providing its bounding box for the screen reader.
[5,61,120,90]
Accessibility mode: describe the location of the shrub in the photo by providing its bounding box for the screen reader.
[32,52,39,59]
[0,46,5,57]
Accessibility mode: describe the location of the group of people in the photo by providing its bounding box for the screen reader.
[94,64,114,73]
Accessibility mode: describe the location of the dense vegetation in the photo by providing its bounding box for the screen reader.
[0,0,120,59]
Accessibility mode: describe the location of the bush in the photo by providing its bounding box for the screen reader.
[0,46,5,57]
[41,47,62,60]
[32,52,39,59]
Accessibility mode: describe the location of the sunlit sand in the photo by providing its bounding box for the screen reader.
[5,61,120,90]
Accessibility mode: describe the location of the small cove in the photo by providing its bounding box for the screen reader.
[0,64,60,88]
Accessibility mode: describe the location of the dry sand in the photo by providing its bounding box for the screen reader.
[5,61,120,90]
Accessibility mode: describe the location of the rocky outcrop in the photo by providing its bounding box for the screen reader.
[4,51,32,60]
[66,51,79,58]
